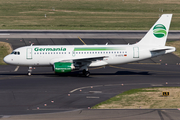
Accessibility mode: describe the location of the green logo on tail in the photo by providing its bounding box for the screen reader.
[153,24,167,38]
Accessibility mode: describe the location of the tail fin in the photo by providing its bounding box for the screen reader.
[136,14,172,47]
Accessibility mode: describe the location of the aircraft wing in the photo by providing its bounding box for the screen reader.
[50,56,109,64]
[71,56,108,62]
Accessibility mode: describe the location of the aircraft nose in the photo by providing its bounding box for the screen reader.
[3,55,12,64]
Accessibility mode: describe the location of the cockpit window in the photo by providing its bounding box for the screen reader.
[11,51,20,55]
[11,51,14,54]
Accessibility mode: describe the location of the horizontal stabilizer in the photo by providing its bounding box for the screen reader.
[150,46,175,52]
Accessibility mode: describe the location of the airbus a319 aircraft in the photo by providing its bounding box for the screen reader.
[4,14,175,77]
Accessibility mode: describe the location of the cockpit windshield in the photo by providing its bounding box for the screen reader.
[11,51,20,55]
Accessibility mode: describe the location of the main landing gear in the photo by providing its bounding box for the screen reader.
[83,69,90,77]
[28,66,32,76]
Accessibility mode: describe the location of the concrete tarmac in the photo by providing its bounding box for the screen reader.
[0,31,180,119]
[1,64,180,119]
[3,109,180,120]
[0,30,180,39]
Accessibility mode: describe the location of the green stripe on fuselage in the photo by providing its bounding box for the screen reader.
[74,47,125,51]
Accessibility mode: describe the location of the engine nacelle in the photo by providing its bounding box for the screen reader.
[53,62,75,73]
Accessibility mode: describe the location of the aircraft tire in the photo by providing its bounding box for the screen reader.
[85,71,90,77]
[28,72,31,76]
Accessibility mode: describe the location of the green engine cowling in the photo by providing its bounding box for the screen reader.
[54,62,74,73]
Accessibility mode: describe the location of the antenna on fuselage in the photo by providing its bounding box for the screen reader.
[30,43,34,46]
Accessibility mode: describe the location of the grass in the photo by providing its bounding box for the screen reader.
[0,0,180,30]
[166,41,180,57]
[92,87,180,109]
[0,42,12,65]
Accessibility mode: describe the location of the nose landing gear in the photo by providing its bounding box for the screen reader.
[28,66,32,76]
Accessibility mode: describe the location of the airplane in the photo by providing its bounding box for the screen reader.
[3,14,175,77]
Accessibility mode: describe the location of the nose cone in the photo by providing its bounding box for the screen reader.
[3,55,12,64]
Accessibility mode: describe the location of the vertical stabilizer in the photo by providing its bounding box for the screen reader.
[136,14,172,47]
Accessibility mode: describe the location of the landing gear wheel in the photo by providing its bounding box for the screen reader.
[28,72,31,76]
[83,70,90,77]
[28,66,32,76]
[85,71,90,77]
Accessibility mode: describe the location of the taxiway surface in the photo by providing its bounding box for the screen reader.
[0,31,180,119]
[1,64,180,119]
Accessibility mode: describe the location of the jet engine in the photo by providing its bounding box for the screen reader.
[53,62,75,73]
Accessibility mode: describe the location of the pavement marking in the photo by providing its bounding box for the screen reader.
[128,63,161,65]
[0,71,9,72]
[78,36,86,45]
[89,66,103,70]
[70,82,180,94]
[70,83,152,93]
[151,84,163,86]
[14,66,19,72]
[0,34,10,35]
[86,96,100,99]
[70,86,91,93]
[69,85,103,93]
[109,65,180,74]
[89,91,102,94]
[0,76,24,80]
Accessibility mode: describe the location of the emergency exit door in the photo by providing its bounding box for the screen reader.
[26,48,32,59]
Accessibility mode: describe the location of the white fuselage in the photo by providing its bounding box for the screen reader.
[4,44,174,67]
